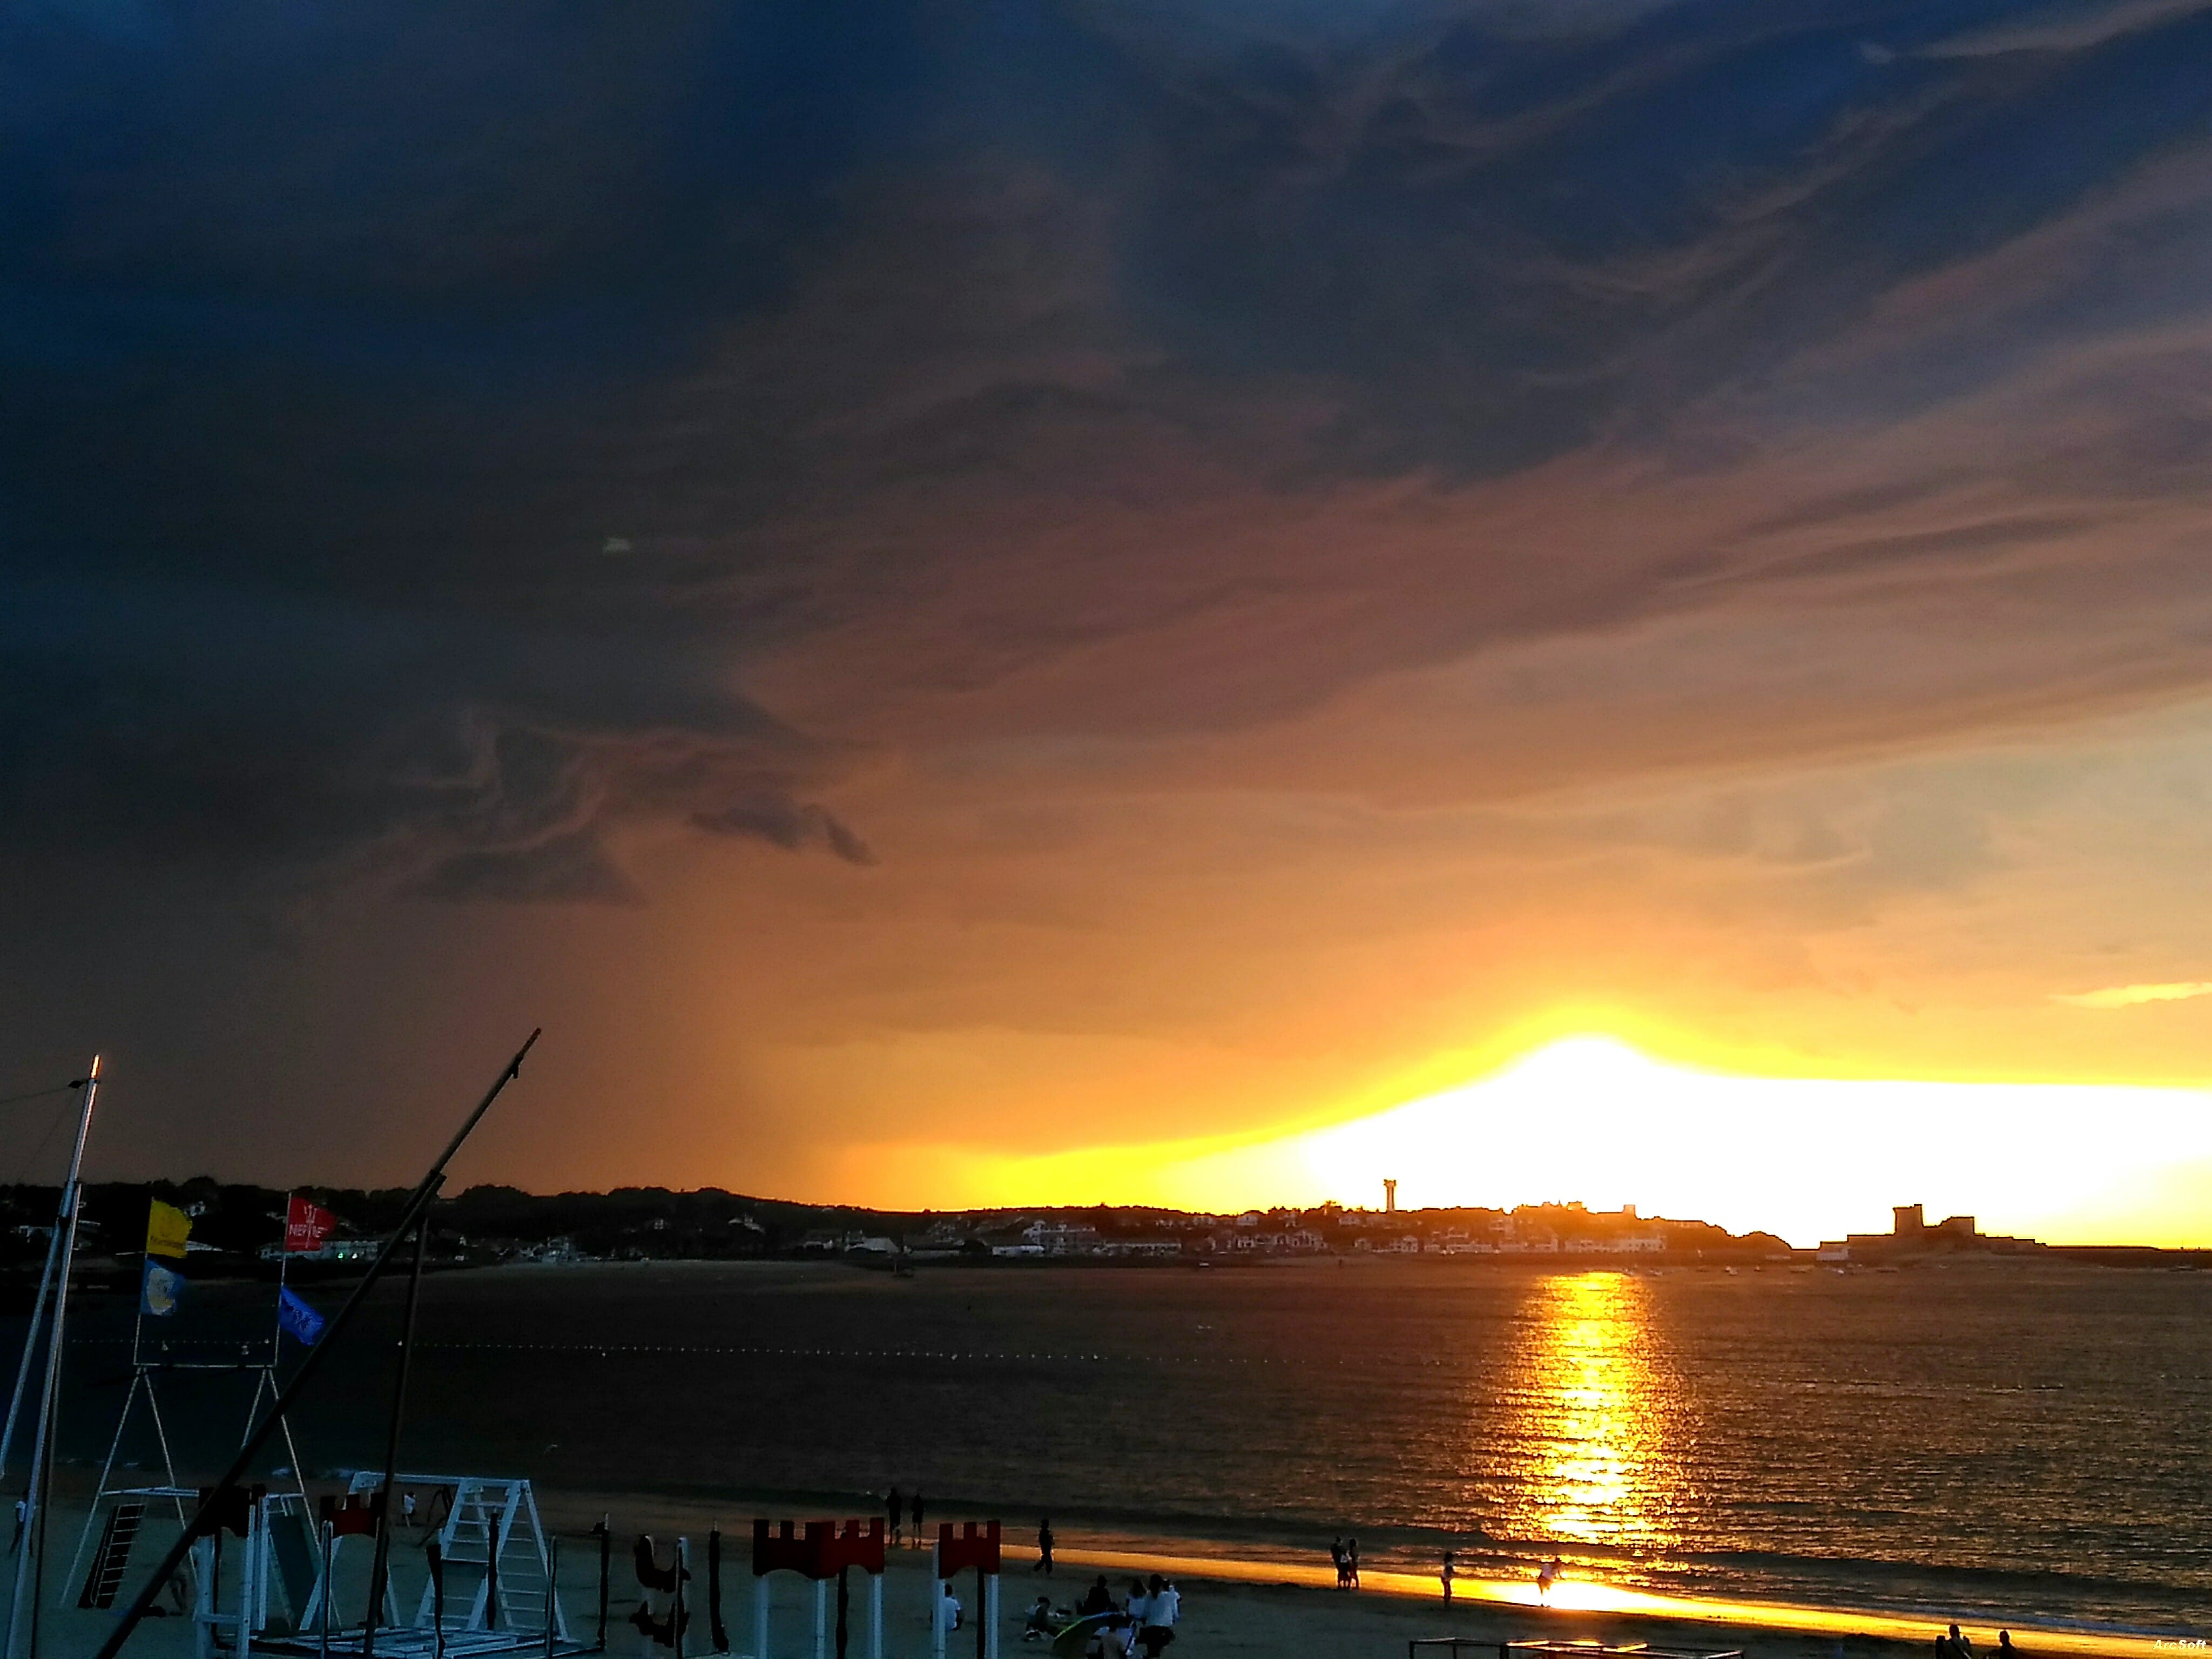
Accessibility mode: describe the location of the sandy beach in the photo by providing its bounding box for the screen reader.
[523,1492,2188,1659]
[8,1483,2191,1659]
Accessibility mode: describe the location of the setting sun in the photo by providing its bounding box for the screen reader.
[932,1034,2212,1247]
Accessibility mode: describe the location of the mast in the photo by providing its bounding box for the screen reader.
[4,1056,103,1659]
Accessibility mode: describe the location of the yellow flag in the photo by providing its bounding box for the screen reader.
[145,1199,192,1261]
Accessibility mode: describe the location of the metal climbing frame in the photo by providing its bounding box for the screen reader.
[261,1473,579,1658]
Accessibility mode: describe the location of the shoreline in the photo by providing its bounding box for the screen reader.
[523,1489,2200,1659]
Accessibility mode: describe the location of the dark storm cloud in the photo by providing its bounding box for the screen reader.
[8,0,2212,903]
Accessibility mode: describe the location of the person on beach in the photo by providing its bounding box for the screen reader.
[1950,1626,1974,1659]
[1997,1634,2014,1658]
[889,1488,905,1547]
[1081,1576,1115,1617]
[1023,1596,1056,1641]
[1330,1539,1346,1589]
[1441,1551,1455,1604]
[1140,1576,1178,1656]
[912,1492,927,1546]
[938,1582,963,1634]
[1537,1557,1561,1600]
[1035,1518,1055,1575]
[1346,1537,1361,1589]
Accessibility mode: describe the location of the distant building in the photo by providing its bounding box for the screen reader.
[1023,1221,1103,1255]
[1817,1203,2040,1262]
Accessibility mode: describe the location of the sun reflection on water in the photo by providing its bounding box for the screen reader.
[1500,1271,1677,1546]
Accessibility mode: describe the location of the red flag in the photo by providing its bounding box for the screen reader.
[285,1194,337,1253]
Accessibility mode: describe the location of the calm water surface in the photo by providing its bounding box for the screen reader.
[42,1259,2212,1635]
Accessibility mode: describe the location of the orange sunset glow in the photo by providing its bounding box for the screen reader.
[10,0,2212,1264]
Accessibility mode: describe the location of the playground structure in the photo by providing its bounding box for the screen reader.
[64,1350,313,1633]
[750,1520,885,1659]
[929,1523,999,1659]
[284,1472,576,1657]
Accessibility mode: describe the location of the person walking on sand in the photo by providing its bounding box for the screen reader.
[1035,1518,1055,1576]
[889,1488,905,1548]
[1440,1551,1455,1604]
[1140,1576,1178,1657]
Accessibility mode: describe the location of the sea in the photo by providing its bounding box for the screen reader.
[36,1258,2212,1638]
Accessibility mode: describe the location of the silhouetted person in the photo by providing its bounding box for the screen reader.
[888,1488,904,1547]
[1440,1551,1455,1603]
[1329,1539,1345,1589]
[1139,1575,1178,1657]
[1537,1557,1561,1600]
[912,1492,926,1546]
[1997,1634,2014,1659]
[1080,1576,1114,1617]
[1950,1626,1974,1659]
[1346,1537,1360,1589]
[1035,1518,1055,1575]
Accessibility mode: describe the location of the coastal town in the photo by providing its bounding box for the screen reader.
[19,1178,2197,1283]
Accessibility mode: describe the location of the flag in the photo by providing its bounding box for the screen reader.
[145,1199,191,1261]
[285,1194,337,1253]
[276,1286,325,1346]
[140,1257,185,1318]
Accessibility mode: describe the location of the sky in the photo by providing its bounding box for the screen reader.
[8,0,2212,1246]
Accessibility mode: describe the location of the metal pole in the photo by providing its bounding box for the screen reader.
[5,1060,101,1659]
[595,1521,609,1653]
[91,1031,541,1659]
[0,1223,61,1478]
[674,1539,686,1659]
[544,1535,559,1659]
[319,1521,333,1659]
[928,1542,943,1659]
[364,1217,433,1657]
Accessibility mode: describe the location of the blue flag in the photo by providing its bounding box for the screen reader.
[277,1286,325,1346]
[140,1257,184,1318]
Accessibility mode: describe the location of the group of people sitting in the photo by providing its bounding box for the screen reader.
[1939,1625,2017,1659]
[1021,1573,1182,1656]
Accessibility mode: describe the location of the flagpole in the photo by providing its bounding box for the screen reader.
[4,1057,102,1659]
[91,1030,540,1659]
[275,1192,293,1370]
